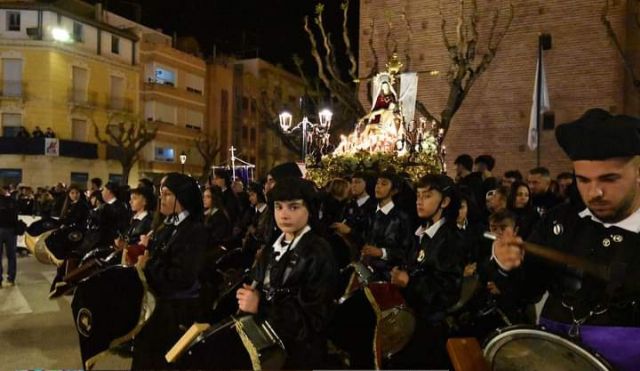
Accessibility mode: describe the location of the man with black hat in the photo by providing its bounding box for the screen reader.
[261,162,304,245]
[212,168,240,226]
[0,186,19,287]
[132,173,207,369]
[493,108,640,370]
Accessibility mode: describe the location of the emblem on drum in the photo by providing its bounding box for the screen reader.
[602,238,611,247]
[612,234,623,243]
[417,250,425,262]
[68,231,83,242]
[76,308,93,337]
[553,223,564,236]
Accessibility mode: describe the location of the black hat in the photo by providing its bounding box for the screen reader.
[269,177,319,227]
[556,108,640,161]
[163,173,203,218]
[104,182,120,196]
[378,169,401,189]
[130,186,156,211]
[268,162,302,182]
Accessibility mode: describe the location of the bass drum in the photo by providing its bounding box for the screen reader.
[483,325,612,371]
[181,315,286,370]
[330,280,415,369]
[71,265,155,370]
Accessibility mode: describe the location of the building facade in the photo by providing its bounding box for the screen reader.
[359,0,640,177]
[0,0,139,187]
[207,57,304,178]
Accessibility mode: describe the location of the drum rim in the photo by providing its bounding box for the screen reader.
[483,325,612,371]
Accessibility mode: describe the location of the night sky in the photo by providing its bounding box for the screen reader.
[90,0,360,74]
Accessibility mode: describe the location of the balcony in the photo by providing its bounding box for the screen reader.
[107,97,134,112]
[0,137,97,159]
[68,89,97,109]
[0,80,25,101]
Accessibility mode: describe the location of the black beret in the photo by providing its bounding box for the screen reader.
[130,186,156,211]
[556,108,640,161]
[268,162,302,182]
[163,173,203,217]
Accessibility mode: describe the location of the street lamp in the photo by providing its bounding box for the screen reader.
[279,109,333,161]
[179,151,187,174]
[51,27,72,43]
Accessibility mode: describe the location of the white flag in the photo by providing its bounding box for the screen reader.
[528,54,550,150]
[399,72,418,123]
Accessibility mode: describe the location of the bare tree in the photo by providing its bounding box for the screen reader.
[302,0,513,141]
[194,133,222,184]
[93,114,157,185]
[602,0,640,94]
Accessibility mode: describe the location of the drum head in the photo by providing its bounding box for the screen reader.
[483,327,611,371]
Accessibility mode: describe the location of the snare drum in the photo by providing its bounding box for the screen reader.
[483,325,612,371]
[182,315,286,370]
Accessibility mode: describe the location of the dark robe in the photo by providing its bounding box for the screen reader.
[132,215,207,370]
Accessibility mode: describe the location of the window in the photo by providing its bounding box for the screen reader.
[154,146,175,162]
[155,101,176,124]
[71,118,87,142]
[2,59,23,97]
[1,113,22,137]
[185,109,203,130]
[109,75,124,110]
[0,169,22,186]
[70,172,88,188]
[72,66,88,103]
[154,67,175,86]
[108,173,123,185]
[111,36,120,54]
[6,12,20,32]
[73,22,83,42]
[185,73,204,95]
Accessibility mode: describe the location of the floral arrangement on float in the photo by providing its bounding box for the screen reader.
[304,55,446,186]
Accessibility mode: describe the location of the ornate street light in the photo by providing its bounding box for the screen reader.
[278,109,333,161]
[179,151,187,174]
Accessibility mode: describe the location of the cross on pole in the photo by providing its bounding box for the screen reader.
[229,146,237,181]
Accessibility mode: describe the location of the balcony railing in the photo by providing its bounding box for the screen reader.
[107,97,134,112]
[68,88,98,109]
[0,137,98,159]
[0,80,25,100]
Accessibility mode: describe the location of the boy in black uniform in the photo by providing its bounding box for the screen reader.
[236,177,339,369]
[389,174,465,369]
[359,170,413,277]
[494,108,640,370]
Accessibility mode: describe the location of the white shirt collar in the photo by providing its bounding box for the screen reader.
[376,201,395,215]
[133,211,148,221]
[256,203,267,213]
[172,210,190,226]
[272,225,311,261]
[106,197,117,205]
[415,218,446,240]
[356,194,370,207]
[205,207,219,216]
[578,207,640,233]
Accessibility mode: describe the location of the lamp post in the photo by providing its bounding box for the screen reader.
[179,151,187,174]
[279,108,333,161]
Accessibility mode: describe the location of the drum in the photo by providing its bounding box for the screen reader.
[71,265,155,370]
[483,326,612,371]
[181,315,286,370]
[331,280,415,369]
[339,261,374,303]
[45,224,86,260]
[25,217,60,236]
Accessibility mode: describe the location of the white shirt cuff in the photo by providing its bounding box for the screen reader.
[381,248,388,260]
[491,241,511,272]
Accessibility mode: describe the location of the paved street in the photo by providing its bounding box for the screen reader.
[0,254,130,370]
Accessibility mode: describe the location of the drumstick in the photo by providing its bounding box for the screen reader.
[484,232,610,281]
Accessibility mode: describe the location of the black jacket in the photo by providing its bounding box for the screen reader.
[126,213,153,244]
[404,221,465,322]
[361,204,414,272]
[0,195,18,231]
[144,215,207,300]
[60,200,90,227]
[252,230,339,369]
[492,203,640,327]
